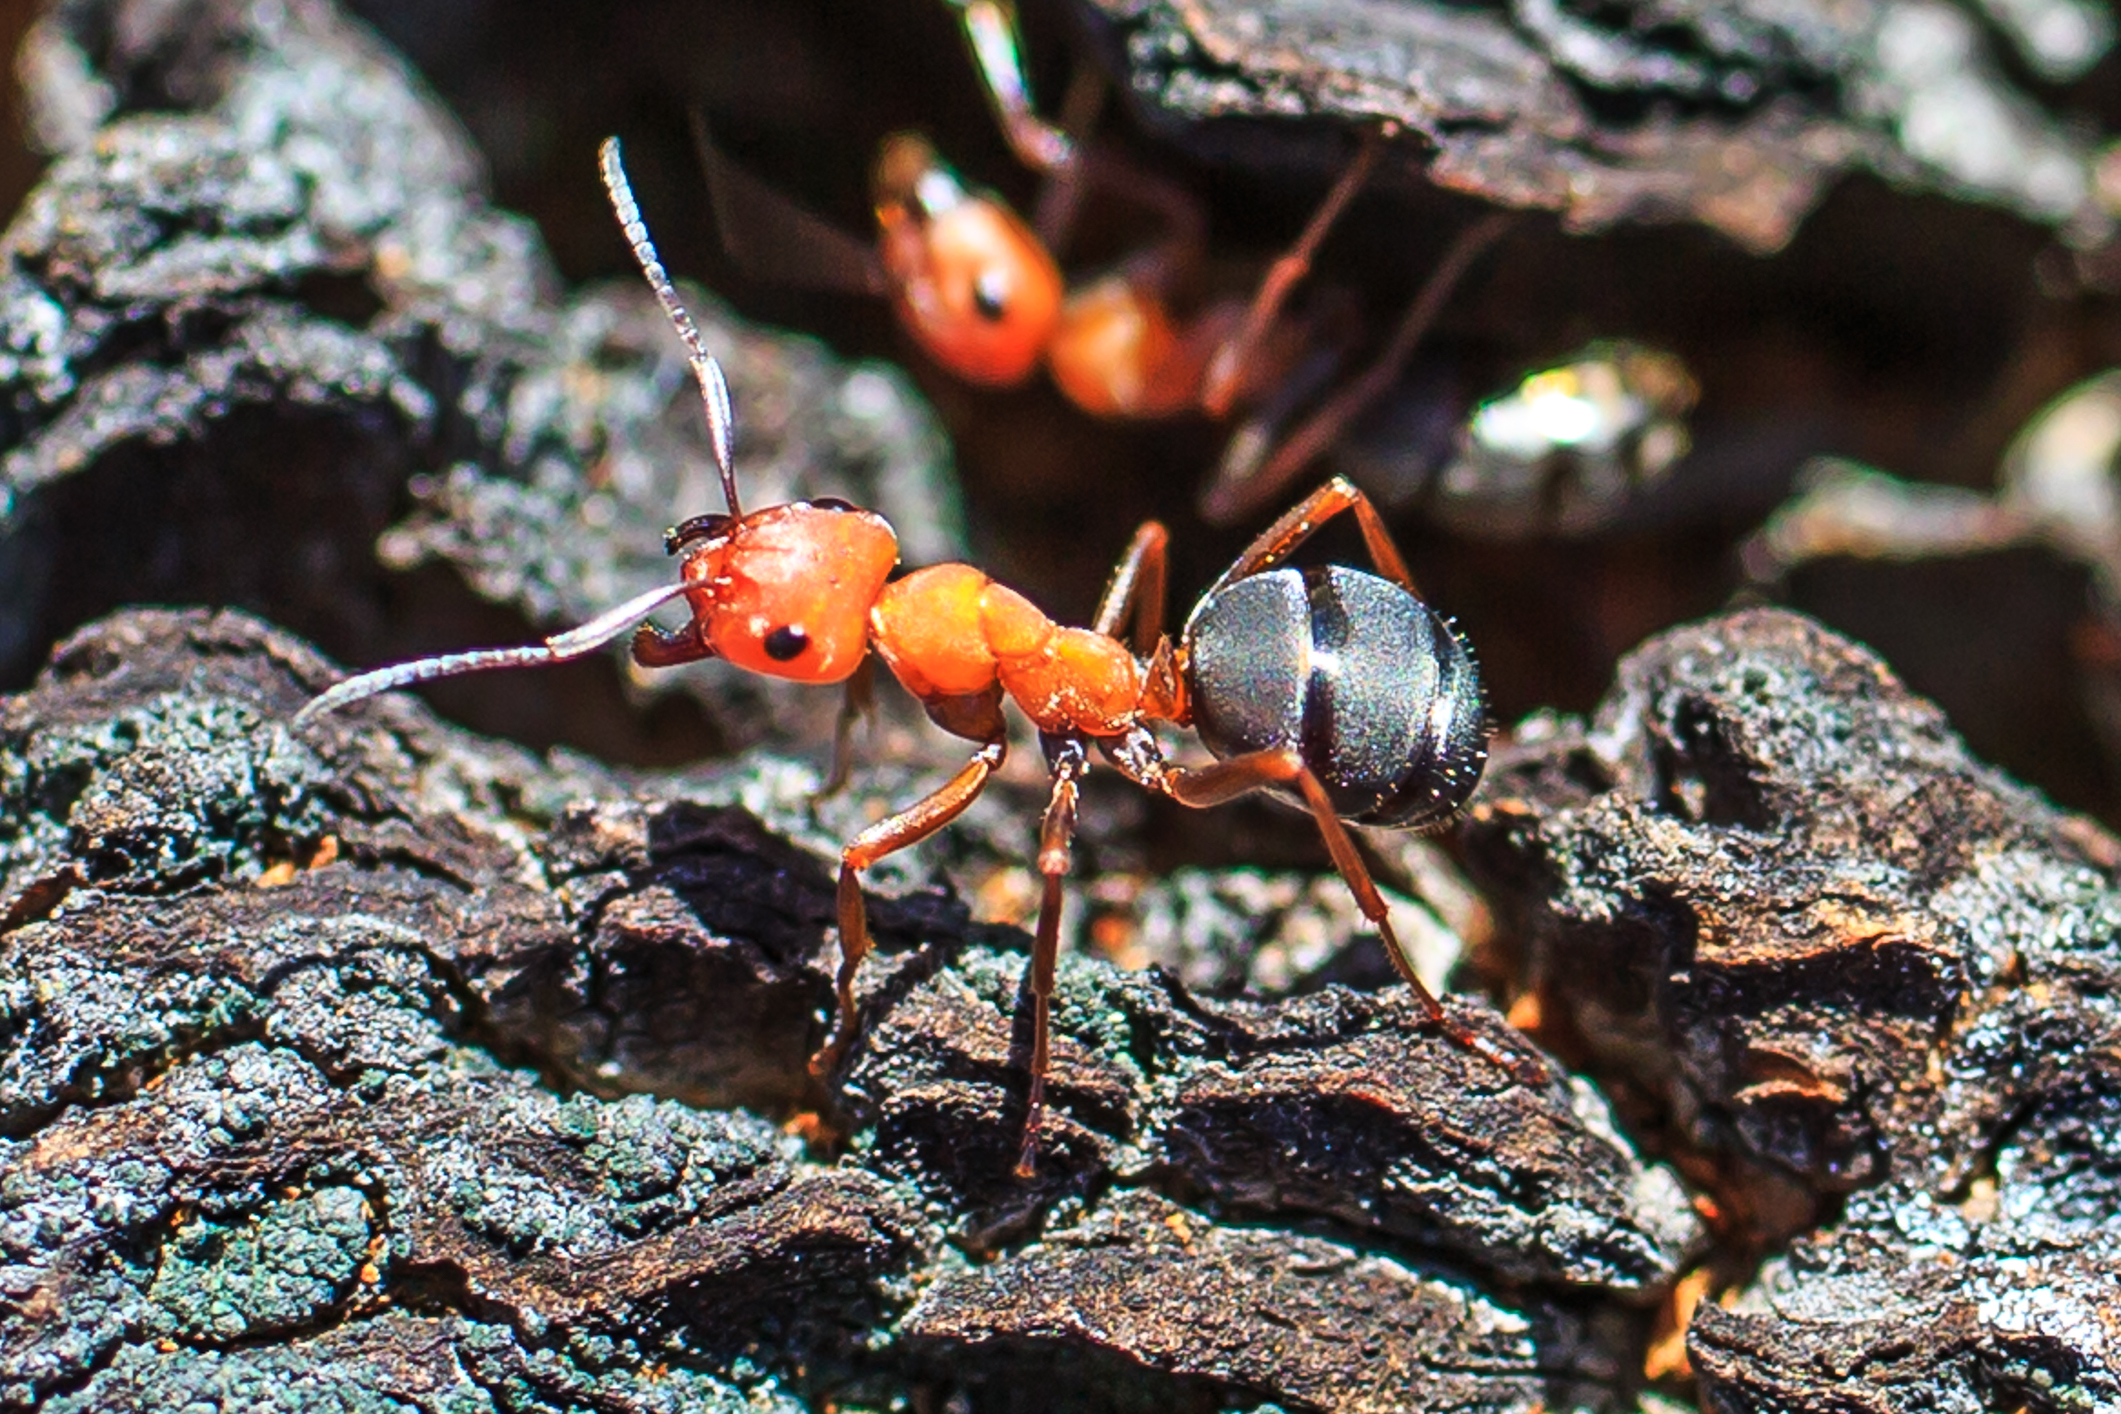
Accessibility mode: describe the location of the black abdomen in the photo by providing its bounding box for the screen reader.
[1183,566,1487,829]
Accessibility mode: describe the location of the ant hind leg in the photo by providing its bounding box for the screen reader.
[1206,475,1421,600]
[1158,746,1547,1086]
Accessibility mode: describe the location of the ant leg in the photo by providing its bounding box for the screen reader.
[1016,733,1089,1177]
[819,657,877,799]
[1028,67,1108,250]
[1201,211,1514,525]
[1206,475,1421,600]
[1050,147,1207,297]
[812,732,1008,1080]
[1200,127,1389,419]
[1160,747,1546,1085]
[952,0,1077,176]
[1093,521,1170,655]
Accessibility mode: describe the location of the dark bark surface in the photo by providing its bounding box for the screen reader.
[0,0,956,755]
[0,608,1697,1411]
[1461,607,2121,1412]
[1079,0,2109,252]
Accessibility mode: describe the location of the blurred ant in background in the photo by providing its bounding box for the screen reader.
[300,137,1543,1176]
[698,0,1514,525]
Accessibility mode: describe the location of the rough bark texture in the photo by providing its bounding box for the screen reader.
[2,0,2119,1410]
[0,0,956,750]
[0,607,1698,1411]
[1079,0,2110,251]
[1461,607,2121,1412]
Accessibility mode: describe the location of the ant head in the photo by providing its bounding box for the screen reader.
[294,143,905,728]
[604,137,899,684]
[872,133,1061,387]
[675,501,898,684]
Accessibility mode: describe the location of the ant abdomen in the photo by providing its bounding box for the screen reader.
[1183,565,1488,830]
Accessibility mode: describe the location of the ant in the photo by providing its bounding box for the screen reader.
[699,0,1512,526]
[297,138,1544,1175]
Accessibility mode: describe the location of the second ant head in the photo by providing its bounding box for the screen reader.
[872,133,1062,386]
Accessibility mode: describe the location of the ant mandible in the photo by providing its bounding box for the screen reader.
[298,138,1544,1175]
[701,1,1513,527]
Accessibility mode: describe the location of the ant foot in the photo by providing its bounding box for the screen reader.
[1506,1050,1554,1088]
[1014,1066,1051,1179]
[1444,1018,1551,1088]
[807,1034,849,1080]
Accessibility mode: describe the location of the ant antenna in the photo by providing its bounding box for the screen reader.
[296,140,750,730]
[949,0,1076,174]
[292,579,697,728]
[599,136,741,517]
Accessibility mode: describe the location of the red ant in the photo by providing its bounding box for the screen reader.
[298,139,1543,1175]
[699,2,1512,526]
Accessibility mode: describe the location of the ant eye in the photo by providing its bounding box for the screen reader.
[811,497,858,512]
[972,269,1009,322]
[763,625,810,662]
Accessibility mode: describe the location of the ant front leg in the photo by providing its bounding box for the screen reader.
[818,657,877,799]
[1160,746,1547,1087]
[1016,732,1089,1177]
[813,710,1009,1081]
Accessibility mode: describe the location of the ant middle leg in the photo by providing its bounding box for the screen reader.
[813,716,1008,1080]
[1093,520,1170,653]
[1016,732,1090,1177]
[1159,746,1547,1085]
